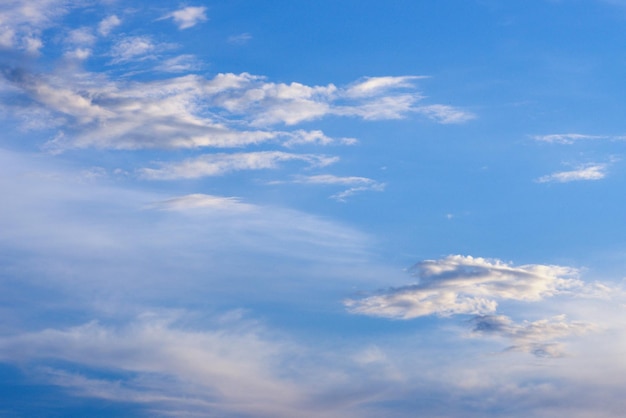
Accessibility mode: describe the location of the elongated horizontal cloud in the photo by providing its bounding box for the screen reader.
[153,193,255,212]
[536,163,607,183]
[532,133,606,144]
[0,314,308,417]
[140,151,338,180]
[345,255,582,319]
[2,69,470,152]
[470,314,595,358]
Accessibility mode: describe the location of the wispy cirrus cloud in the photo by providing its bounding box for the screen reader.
[289,174,386,201]
[470,314,595,358]
[536,163,607,183]
[532,133,626,144]
[532,133,606,144]
[2,69,470,159]
[140,151,338,180]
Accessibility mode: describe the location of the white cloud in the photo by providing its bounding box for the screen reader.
[415,104,476,124]
[162,6,208,30]
[345,76,427,98]
[283,130,358,147]
[98,15,121,36]
[345,255,584,319]
[0,314,311,418]
[140,151,339,180]
[4,68,470,153]
[0,0,68,53]
[536,163,607,183]
[470,314,596,358]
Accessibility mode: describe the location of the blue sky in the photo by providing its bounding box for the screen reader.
[2,1,626,417]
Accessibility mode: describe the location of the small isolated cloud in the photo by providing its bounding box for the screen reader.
[345,255,582,319]
[109,36,159,63]
[140,151,338,180]
[161,6,208,30]
[536,163,607,183]
[98,15,121,36]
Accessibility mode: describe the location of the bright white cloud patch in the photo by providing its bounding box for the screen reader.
[536,163,607,183]
[97,15,121,36]
[162,6,208,30]
[346,255,583,319]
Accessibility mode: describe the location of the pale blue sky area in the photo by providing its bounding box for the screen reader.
[2,1,626,417]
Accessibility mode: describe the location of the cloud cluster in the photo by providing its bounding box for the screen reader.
[346,255,582,319]
[345,255,602,357]
[3,70,471,151]
[0,0,69,53]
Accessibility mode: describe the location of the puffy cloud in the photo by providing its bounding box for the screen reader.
[536,163,607,183]
[97,15,121,36]
[161,6,208,30]
[139,151,339,180]
[345,255,583,319]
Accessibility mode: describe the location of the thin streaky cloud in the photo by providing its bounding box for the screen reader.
[532,133,606,144]
[139,151,339,180]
